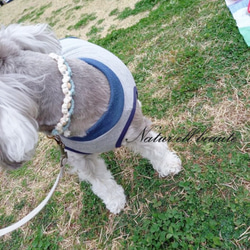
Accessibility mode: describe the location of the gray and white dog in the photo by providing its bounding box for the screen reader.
[0,24,181,213]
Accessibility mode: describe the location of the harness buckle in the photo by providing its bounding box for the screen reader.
[47,135,68,176]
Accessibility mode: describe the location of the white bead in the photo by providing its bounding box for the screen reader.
[62,107,68,114]
[60,117,67,126]
[56,123,63,131]
[64,130,71,137]
[62,103,68,109]
[59,65,67,73]
[58,57,65,64]
[62,84,68,90]
[49,53,57,60]
[64,96,72,104]
[63,75,70,83]
[62,88,69,94]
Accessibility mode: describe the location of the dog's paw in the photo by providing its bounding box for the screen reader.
[105,196,126,214]
[157,152,182,177]
[104,185,126,214]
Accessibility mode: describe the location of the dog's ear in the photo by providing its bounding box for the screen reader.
[0,24,61,54]
[0,76,39,164]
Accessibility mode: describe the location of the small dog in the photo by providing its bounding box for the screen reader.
[0,24,181,213]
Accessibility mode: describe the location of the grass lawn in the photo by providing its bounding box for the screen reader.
[0,0,249,249]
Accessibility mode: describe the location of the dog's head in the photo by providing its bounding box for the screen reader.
[0,23,61,54]
[0,75,39,169]
[0,24,62,169]
[0,23,62,72]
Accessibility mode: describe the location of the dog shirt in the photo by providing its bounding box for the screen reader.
[59,38,137,154]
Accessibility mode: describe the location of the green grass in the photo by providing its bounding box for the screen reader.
[108,0,161,20]
[0,0,249,249]
[18,3,52,23]
[67,13,97,30]
[109,8,119,17]
[87,25,104,39]
[117,0,161,20]
[65,5,83,20]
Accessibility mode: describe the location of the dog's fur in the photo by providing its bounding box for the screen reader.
[0,24,182,213]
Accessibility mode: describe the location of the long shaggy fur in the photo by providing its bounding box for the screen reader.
[0,75,39,167]
[0,24,182,213]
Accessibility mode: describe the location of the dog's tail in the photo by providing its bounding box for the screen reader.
[0,23,61,54]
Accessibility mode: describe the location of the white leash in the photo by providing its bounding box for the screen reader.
[0,168,63,236]
[0,136,67,237]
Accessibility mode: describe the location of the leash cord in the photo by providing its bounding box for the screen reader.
[0,136,67,237]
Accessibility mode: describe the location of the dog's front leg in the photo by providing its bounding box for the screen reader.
[67,151,126,214]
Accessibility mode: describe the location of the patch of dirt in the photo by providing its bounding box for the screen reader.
[0,0,150,39]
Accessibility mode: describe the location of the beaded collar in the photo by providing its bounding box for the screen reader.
[49,53,75,137]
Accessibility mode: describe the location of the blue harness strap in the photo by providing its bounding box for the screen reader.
[115,86,137,147]
[65,58,124,142]
[62,58,137,154]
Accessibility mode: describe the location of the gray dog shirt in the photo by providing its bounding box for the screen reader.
[59,38,137,154]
